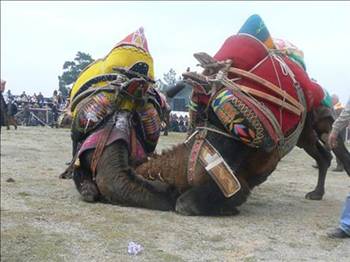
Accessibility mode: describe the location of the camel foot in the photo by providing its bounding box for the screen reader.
[305,190,324,200]
[59,169,73,179]
[175,200,201,216]
[81,181,99,203]
[175,190,203,216]
[216,205,240,216]
[175,199,240,216]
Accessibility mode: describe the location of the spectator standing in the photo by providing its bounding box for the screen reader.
[332,94,346,172]
[327,97,350,239]
[37,92,44,107]
[1,79,8,128]
[23,102,31,126]
[170,114,180,132]
[52,90,58,103]
[6,89,13,102]
[20,91,28,103]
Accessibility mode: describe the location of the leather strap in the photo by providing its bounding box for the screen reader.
[236,83,302,116]
[186,130,207,185]
[90,124,114,178]
[228,67,304,113]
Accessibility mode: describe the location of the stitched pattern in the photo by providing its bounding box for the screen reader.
[75,92,115,134]
[139,103,161,152]
[212,88,265,147]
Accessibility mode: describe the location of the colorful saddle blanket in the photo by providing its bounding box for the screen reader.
[213,34,323,135]
[73,90,162,155]
[211,87,274,148]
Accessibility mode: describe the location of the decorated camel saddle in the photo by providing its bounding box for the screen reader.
[186,14,326,153]
[140,14,329,198]
[69,27,167,167]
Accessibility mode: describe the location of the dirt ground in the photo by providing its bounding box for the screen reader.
[1,126,349,261]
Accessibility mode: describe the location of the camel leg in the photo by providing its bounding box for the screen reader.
[94,141,175,211]
[175,182,222,216]
[12,118,18,130]
[298,114,331,200]
[175,180,250,216]
[73,168,100,203]
[9,117,17,130]
[73,152,100,203]
[303,140,331,200]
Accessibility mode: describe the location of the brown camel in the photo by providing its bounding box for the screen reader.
[70,17,350,215]
[135,103,350,215]
[73,62,350,215]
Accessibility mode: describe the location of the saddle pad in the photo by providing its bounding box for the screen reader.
[77,114,147,163]
[138,102,161,153]
[211,88,268,147]
[74,92,115,134]
[214,34,324,134]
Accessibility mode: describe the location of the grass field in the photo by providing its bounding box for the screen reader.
[1,127,349,261]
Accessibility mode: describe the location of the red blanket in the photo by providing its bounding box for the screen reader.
[213,34,324,134]
[78,126,147,163]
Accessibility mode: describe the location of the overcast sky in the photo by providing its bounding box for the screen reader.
[1,1,349,103]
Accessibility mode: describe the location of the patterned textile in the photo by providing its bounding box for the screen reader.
[71,28,163,167]
[70,27,154,114]
[114,27,150,53]
[211,88,267,147]
[273,38,306,71]
[122,78,150,99]
[238,14,275,49]
[138,103,161,153]
[74,92,115,134]
[238,14,305,73]
[73,91,161,156]
[188,84,211,130]
[77,113,147,163]
[157,91,171,111]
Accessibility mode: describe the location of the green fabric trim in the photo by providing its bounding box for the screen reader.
[289,53,306,71]
[321,88,332,108]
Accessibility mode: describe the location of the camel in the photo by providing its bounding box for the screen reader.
[73,49,350,216]
[69,17,350,215]
[135,98,350,215]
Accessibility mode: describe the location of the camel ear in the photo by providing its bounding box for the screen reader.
[193,52,229,76]
[193,52,217,66]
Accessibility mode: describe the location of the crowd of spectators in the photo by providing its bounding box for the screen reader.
[3,89,69,127]
[5,89,67,110]
[168,113,189,133]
